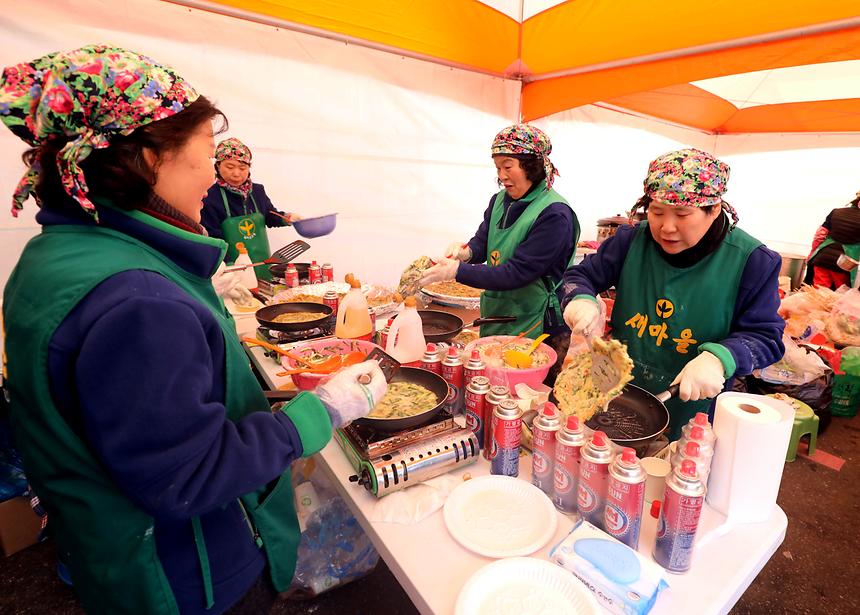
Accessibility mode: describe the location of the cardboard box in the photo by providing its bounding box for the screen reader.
[0,496,42,556]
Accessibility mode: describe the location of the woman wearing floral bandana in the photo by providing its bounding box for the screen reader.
[562,149,785,439]
[421,124,579,366]
[200,137,300,281]
[0,45,386,615]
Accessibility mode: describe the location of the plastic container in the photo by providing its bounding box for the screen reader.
[293,213,337,238]
[335,275,373,341]
[385,297,426,364]
[233,242,258,290]
[281,338,381,390]
[463,335,558,390]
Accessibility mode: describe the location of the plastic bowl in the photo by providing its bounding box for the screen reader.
[464,335,557,390]
[281,338,380,390]
[293,213,337,238]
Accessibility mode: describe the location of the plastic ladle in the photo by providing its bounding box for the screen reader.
[503,333,550,369]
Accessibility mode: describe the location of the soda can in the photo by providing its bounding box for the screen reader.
[464,376,491,447]
[322,290,339,314]
[553,415,586,514]
[285,264,299,288]
[321,262,334,283]
[441,347,464,415]
[653,460,705,574]
[604,448,646,549]
[463,350,486,385]
[490,398,522,477]
[577,430,613,530]
[308,261,322,284]
[531,402,561,495]
[483,385,509,460]
[420,343,442,375]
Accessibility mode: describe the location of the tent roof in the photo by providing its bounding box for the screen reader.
[171,0,860,134]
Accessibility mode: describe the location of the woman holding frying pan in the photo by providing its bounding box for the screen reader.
[562,149,784,439]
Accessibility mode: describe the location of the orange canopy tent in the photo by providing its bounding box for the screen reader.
[168,0,860,134]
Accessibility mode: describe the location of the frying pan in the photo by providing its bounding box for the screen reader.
[353,366,450,432]
[255,302,333,332]
[418,310,516,343]
[268,262,310,281]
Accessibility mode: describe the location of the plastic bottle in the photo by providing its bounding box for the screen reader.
[335,275,373,341]
[232,242,258,290]
[385,297,426,364]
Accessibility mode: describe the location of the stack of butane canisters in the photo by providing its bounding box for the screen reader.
[669,412,716,488]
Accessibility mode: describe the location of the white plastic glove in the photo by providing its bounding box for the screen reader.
[227,284,255,307]
[419,257,460,286]
[563,297,601,336]
[671,351,726,401]
[212,261,241,297]
[315,361,388,428]
[444,242,472,262]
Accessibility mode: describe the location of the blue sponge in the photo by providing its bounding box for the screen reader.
[574,537,642,584]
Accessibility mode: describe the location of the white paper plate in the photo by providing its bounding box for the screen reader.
[455,557,601,615]
[443,475,557,558]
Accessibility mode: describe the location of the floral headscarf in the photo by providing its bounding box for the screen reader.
[214,137,253,198]
[491,124,559,191]
[635,148,739,226]
[0,44,199,218]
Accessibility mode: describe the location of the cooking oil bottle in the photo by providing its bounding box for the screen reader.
[385,296,426,365]
[335,274,373,341]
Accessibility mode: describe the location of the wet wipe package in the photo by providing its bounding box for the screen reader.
[550,519,668,615]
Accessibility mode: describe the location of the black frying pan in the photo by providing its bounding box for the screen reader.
[353,367,450,432]
[268,262,310,281]
[255,302,333,332]
[418,310,516,343]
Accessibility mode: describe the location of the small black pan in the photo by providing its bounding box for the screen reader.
[255,302,333,332]
[353,367,449,432]
[268,262,310,281]
[418,310,516,343]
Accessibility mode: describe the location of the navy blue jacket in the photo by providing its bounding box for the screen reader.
[562,224,785,378]
[200,183,288,239]
[41,206,305,614]
[456,190,578,333]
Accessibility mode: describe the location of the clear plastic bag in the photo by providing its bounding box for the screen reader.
[755,334,828,386]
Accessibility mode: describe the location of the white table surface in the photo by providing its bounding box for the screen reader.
[242,335,787,615]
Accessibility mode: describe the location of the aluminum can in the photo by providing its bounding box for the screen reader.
[463,350,486,386]
[490,398,522,477]
[577,430,613,530]
[285,264,299,288]
[653,460,705,573]
[308,261,322,284]
[482,385,509,459]
[377,317,395,350]
[322,290,339,314]
[440,347,464,415]
[464,376,491,447]
[553,415,586,514]
[321,262,334,283]
[605,447,646,549]
[420,343,442,375]
[531,403,561,495]
[671,440,711,487]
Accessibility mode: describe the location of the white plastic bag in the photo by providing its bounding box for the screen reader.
[756,334,827,385]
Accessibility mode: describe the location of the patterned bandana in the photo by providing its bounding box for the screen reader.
[214,137,253,198]
[0,44,199,218]
[637,148,739,226]
[491,123,559,191]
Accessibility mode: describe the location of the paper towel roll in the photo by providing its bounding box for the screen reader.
[706,393,794,524]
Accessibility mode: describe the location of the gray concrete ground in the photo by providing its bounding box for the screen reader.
[1,412,856,614]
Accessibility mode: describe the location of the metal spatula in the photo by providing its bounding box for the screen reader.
[224,240,311,272]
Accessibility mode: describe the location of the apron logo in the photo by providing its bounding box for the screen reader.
[655,299,674,318]
[238,218,256,240]
[489,250,501,266]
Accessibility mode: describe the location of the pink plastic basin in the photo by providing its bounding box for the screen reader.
[281,338,381,390]
[464,335,557,390]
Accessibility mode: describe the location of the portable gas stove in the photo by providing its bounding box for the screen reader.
[256,317,335,345]
[337,411,479,497]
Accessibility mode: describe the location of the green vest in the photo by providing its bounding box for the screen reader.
[611,223,760,439]
[479,182,578,338]
[219,187,272,281]
[810,236,860,286]
[3,206,330,613]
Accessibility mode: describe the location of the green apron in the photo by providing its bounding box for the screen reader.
[611,223,761,439]
[809,236,860,286]
[2,205,330,613]
[219,187,272,281]
[479,182,578,338]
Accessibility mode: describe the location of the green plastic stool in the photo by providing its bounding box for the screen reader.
[785,401,819,462]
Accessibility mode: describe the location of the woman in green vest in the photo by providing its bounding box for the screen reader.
[562,149,785,439]
[0,45,386,615]
[804,190,860,289]
[201,138,302,281]
[420,124,579,378]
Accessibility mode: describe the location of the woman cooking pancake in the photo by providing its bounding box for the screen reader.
[562,149,785,439]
